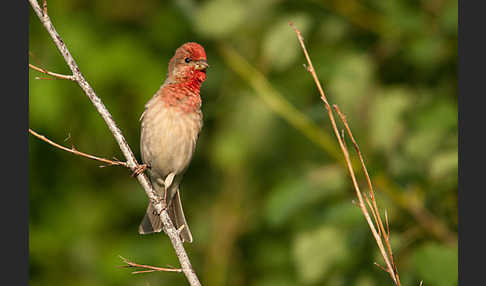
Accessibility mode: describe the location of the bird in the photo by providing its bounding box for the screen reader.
[138,42,209,243]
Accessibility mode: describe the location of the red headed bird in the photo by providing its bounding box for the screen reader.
[139,42,209,243]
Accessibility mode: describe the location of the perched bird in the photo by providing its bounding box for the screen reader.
[138,42,209,243]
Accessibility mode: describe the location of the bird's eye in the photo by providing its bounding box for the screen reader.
[184,57,192,63]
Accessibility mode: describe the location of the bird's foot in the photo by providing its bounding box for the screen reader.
[131,163,149,177]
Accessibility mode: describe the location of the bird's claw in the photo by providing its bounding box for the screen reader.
[131,164,149,177]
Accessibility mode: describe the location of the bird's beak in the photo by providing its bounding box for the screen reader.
[194,60,209,71]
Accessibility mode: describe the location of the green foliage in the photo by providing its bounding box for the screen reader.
[263,14,311,71]
[412,242,458,286]
[370,87,412,153]
[265,165,345,227]
[293,226,349,284]
[29,0,457,286]
[195,0,248,38]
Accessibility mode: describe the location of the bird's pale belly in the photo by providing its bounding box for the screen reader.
[140,104,202,178]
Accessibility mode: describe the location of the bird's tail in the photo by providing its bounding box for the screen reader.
[138,190,193,243]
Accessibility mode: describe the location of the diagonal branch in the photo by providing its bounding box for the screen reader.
[28,1,201,285]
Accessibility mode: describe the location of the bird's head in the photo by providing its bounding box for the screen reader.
[167,42,208,84]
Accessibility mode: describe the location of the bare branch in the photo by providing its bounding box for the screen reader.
[29,129,128,168]
[290,22,401,286]
[28,1,202,285]
[374,262,388,273]
[29,63,75,80]
[118,256,182,274]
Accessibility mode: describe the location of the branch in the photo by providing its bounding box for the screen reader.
[290,22,402,286]
[28,1,201,285]
[118,256,182,274]
[29,63,75,80]
[29,129,128,168]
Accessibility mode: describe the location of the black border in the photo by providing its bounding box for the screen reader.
[458,1,484,285]
[2,0,29,285]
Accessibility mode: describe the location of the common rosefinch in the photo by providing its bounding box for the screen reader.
[138,42,208,243]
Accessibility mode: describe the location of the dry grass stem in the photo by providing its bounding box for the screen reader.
[333,105,399,273]
[290,21,402,285]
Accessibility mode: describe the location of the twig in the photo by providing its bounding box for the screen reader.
[290,22,402,286]
[29,63,75,80]
[28,1,202,285]
[29,129,128,167]
[374,262,388,273]
[118,256,182,274]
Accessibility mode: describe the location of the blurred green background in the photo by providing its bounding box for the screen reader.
[29,0,457,285]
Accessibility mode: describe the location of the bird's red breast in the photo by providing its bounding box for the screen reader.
[160,42,208,113]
